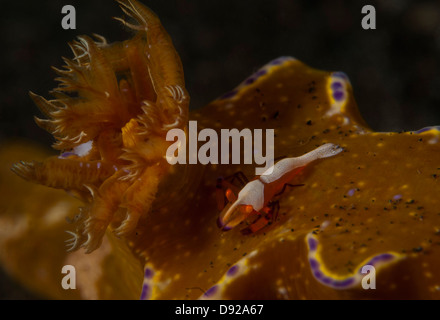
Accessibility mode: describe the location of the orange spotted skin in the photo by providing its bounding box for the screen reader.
[11,0,189,253]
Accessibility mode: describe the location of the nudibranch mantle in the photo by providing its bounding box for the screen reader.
[3,0,440,300]
[306,232,404,290]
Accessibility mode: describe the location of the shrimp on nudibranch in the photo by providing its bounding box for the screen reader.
[217,143,343,233]
[11,0,189,253]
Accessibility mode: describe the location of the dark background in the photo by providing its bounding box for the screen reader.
[1,0,440,299]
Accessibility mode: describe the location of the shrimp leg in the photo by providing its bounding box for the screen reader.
[274,183,305,197]
[224,171,249,187]
[240,201,280,235]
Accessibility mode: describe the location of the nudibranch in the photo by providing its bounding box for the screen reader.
[2,0,440,300]
[11,0,189,253]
